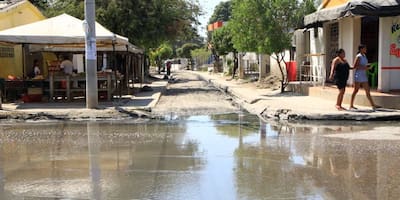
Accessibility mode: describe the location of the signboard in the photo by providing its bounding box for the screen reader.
[390,20,400,58]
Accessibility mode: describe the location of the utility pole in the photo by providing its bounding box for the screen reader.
[84,0,98,108]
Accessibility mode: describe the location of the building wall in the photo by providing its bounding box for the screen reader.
[295,30,306,80]
[339,17,361,84]
[0,1,45,79]
[379,16,400,92]
[0,45,23,78]
[0,1,45,30]
[259,54,270,79]
[308,27,325,83]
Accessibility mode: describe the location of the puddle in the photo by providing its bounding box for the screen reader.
[0,115,399,199]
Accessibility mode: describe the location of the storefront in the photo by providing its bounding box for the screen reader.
[302,0,400,92]
[0,14,144,102]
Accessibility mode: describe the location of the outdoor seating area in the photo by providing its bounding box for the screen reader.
[1,73,120,103]
[48,72,120,102]
[0,13,144,104]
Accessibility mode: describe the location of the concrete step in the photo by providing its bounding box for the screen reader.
[310,86,400,109]
[288,82,400,110]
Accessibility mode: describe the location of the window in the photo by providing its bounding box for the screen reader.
[0,47,14,58]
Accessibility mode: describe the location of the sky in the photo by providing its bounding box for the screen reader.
[198,0,226,37]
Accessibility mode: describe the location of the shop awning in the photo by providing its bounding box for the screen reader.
[28,43,143,54]
[304,0,400,27]
[0,13,129,45]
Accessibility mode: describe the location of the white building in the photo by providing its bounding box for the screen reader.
[300,0,400,92]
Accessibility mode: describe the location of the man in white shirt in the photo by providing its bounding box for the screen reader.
[60,55,74,75]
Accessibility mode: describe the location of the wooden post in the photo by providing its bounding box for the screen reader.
[107,73,112,101]
[49,72,54,102]
[0,90,2,110]
[66,75,71,101]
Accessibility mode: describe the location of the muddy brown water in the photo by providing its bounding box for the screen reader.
[0,114,399,200]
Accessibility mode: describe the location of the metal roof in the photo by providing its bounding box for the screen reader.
[304,0,400,27]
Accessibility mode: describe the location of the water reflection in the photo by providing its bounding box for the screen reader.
[0,121,201,199]
[87,122,102,199]
[0,117,399,199]
[234,121,400,200]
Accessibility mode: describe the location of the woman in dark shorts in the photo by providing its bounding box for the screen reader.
[329,49,352,111]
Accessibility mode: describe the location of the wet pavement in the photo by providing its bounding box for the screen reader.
[0,114,400,199]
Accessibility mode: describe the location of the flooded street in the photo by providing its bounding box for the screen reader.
[1,115,400,199]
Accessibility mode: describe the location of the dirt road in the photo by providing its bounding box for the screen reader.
[152,71,238,116]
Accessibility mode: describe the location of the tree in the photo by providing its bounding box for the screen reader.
[42,0,85,19]
[230,0,265,53]
[296,0,317,28]
[33,0,202,50]
[191,47,211,70]
[208,1,234,73]
[176,43,199,58]
[211,25,238,77]
[150,43,173,74]
[208,1,232,24]
[211,25,235,56]
[29,0,49,11]
[230,0,306,92]
[96,0,202,49]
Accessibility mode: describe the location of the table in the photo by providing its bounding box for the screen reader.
[3,80,44,102]
[48,73,117,101]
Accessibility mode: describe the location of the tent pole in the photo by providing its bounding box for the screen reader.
[22,44,25,79]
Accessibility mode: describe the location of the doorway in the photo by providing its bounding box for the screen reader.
[361,16,379,88]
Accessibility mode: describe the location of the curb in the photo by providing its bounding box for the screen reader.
[194,71,400,121]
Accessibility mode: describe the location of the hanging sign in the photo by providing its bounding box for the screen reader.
[390,21,400,58]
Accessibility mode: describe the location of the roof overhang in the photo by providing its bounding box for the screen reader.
[304,0,400,28]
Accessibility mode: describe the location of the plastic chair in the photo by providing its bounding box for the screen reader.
[367,62,378,88]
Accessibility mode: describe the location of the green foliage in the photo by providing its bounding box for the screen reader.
[295,0,317,28]
[230,0,310,54]
[29,0,49,11]
[33,0,202,50]
[191,48,211,60]
[150,43,173,66]
[177,43,199,58]
[264,0,299,54]
[211,25,235,56]
[191,47,211,70]
[230,0,305,92]
[208,1,232,24]
[43,0,85,19]
[229,0,265,53]
[96,0,202,49]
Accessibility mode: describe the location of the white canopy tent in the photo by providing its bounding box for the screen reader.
[28,43,143,54]
[0,13,142,53]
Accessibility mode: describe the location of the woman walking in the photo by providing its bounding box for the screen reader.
[329,49,351,111]
[349,44,380,110]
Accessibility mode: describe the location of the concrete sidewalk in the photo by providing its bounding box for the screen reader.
[1,71,399,121]
[193,71,400,121]
[0,79,168,121]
